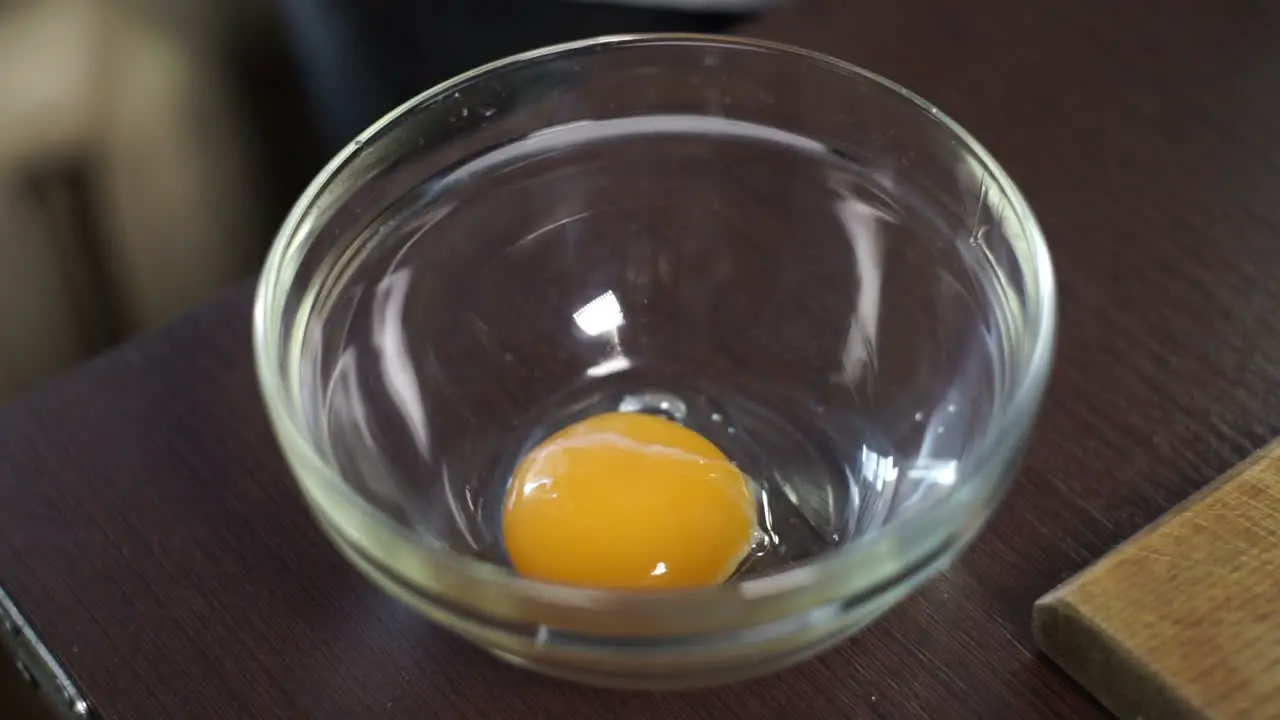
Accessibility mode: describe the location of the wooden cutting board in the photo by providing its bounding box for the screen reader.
[1034,441,1280,719]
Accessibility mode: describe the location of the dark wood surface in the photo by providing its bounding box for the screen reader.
[3,0,1280,717]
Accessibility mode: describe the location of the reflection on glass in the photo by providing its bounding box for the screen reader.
[573,290,625,337]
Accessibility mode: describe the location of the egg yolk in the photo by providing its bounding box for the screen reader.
[502,412,757,590]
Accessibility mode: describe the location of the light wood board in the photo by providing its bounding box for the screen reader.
[1034,441,1280,719]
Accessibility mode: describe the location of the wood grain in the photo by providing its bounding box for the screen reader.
[1035,442,1280,720]
[0,0,1279,718]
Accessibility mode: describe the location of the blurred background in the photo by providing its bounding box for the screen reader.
[0,0,768,401]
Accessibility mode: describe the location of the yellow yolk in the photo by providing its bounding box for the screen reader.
[502,412,757,590]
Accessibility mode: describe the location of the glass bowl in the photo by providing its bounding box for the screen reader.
[253,34,1056,689]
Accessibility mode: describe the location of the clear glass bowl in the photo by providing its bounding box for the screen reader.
[253,34,1056,689]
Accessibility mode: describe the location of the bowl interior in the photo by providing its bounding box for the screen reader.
[261,37,1052,618]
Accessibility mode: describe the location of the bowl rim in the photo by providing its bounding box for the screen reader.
[253,33,1057,632]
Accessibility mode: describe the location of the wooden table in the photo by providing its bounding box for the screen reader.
[3,0,1280,717]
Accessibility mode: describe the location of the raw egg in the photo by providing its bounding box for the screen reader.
[502,411,759,590]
